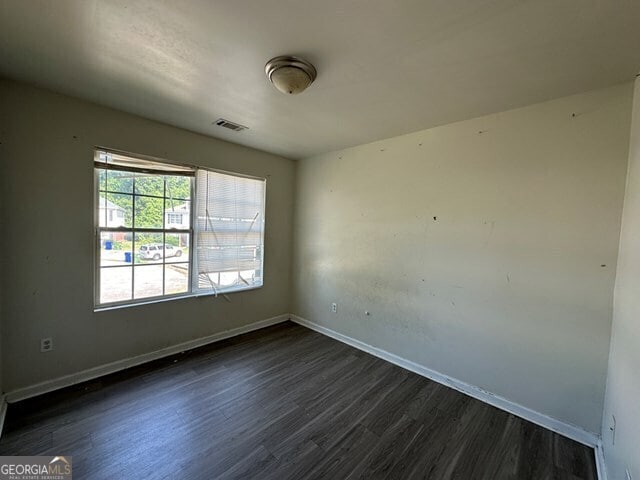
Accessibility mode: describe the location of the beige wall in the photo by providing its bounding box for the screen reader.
[602,78,640,479]
[0,79,295,392]
[1,73,637,457]
[292,83,633,433]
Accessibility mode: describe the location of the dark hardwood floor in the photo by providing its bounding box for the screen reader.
[0,322,597,479]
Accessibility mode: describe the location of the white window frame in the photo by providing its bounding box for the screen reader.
[94,148,266,310]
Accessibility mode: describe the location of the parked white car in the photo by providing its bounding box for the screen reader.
[139,244,183,260]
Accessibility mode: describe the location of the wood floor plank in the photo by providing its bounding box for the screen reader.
[306,365,407,452]
[0,321,597,480]
[354,414,424,479]
[261,440,326,480]
[305,424,379,480]
[359,372,425,436]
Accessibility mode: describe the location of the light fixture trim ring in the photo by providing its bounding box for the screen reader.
[265,55,317,84]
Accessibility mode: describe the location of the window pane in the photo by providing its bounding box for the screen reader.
[165,175,191,200]
[241,268,261,286]
[100,267,132,304]
[136,233,164,263]
[99,232,133,267]
[165,263,189,295]
[165,233,189,263]
[135,173,164,196]
[103,193,132,228]
[95,150,196,306]
[134,196,163,228]
[98,168,106,191]
[220,271,239,287]
[105,170,134,193]
[134,265,163,299]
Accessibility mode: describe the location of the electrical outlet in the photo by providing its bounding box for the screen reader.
[331,303,337,313]
[40,337,53,352]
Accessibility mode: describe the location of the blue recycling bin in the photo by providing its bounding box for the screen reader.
[105,240,113,250]
[124,252,132,263]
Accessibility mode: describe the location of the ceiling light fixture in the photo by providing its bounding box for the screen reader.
[265,55,317,95]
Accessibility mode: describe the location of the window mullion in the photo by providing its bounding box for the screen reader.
[189,174,196,295]
[131,173,136,301]
[162,177,166,296]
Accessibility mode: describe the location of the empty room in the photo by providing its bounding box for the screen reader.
[0,1,639,479]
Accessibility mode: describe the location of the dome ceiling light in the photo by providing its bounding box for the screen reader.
[265,55,317,95]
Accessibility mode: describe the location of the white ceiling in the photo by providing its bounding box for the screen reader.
[1,0,640,160]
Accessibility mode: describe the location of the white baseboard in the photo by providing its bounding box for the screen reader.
[291,314,600,448]
[1,312,607,479]
[6,314,290,404]
[595,441,608,480]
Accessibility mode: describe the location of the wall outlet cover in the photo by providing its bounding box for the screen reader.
[40,337,53,352]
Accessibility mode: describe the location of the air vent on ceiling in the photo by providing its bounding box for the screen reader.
[214,118,248,132]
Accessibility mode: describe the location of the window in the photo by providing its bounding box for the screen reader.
[95,150,265,307]
[194,169,265,295]
[167,212,183,224]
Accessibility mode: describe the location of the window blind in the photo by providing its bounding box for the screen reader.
[94,150,195,176]
[194,169,265,294]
